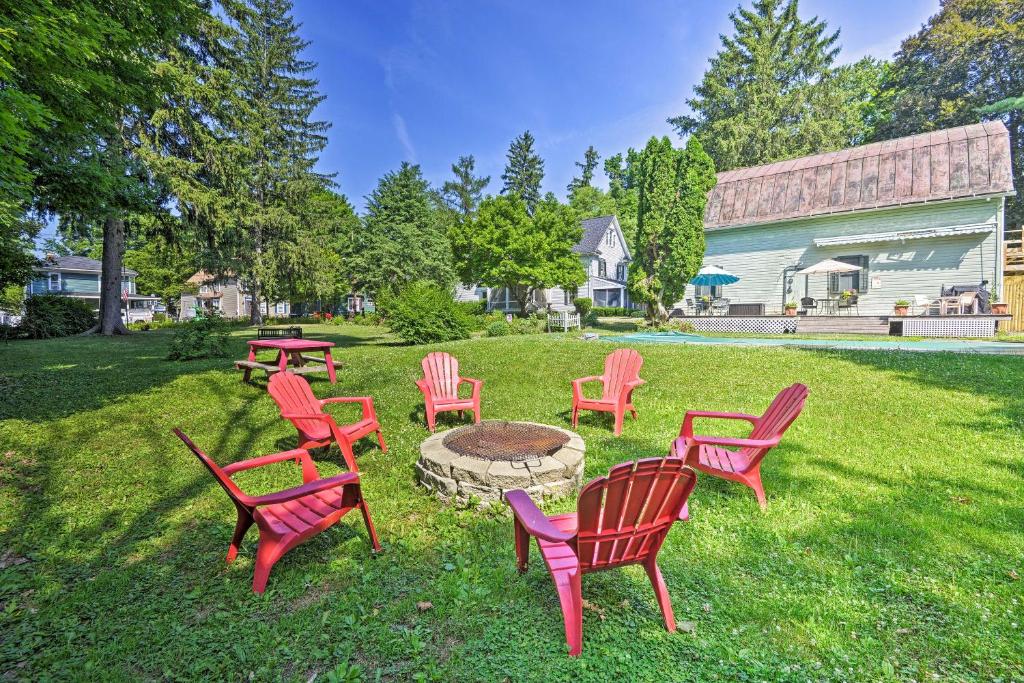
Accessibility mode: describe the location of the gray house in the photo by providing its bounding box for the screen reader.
[27,254,161,322]
[179,270,290,320]
[461,215,633,312]
[683,121,1015,317]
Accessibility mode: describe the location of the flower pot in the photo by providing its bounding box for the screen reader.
[894,305,909,316]
[784,308,797,317]
[991,302,1008,315]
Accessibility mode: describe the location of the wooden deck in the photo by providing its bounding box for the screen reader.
[672,314,1009,337]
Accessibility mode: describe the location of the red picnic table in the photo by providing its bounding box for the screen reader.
[236,338,342,383]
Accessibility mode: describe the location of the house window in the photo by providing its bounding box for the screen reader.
[199,284,210,294]
[48,273,61,291]
[829,255,869,295]
[605,230,614,246]
[694,285,721,299]
[597,259,607,277]
[615,262,627,281]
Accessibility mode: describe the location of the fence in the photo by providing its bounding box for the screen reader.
[1004,225,1023,332]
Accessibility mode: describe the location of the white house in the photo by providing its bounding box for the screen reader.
[459,215,634,312]
[680,121,1015,316]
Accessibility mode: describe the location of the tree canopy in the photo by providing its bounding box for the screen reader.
[629,136,716,320]
[357,162,455,298]
[442,155,490,220]
[500,130,545,214]
[450,194,584,315]
[567,146,600,194]
[669,0,859,171]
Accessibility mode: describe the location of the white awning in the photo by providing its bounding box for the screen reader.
[590,276,625,289]
[812,222,996,248]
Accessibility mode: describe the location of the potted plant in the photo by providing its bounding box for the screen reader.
[784,301,798,316]
[893,299,910,316]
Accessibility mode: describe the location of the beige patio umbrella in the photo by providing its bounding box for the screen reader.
[796,259,862,313]
[796,259,862,275]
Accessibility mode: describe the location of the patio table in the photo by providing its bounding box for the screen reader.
[818,298,839,315]
[237,338,340,383]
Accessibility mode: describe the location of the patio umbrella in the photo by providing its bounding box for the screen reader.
[795,259,861,275]
[690,265,740,286]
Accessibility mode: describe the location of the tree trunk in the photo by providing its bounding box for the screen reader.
[98,216,129,335]
[249,278,263,326]
[514,286,533,317]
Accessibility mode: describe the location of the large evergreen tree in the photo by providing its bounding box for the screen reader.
[500,130,545,214]
[567,145,600,194]
[450,194,584,315]
[669,0,850,171]
[442,155,490,219]
[2,0,202,332]
[874,0,1024,224]
[356,163,454,298]
[629,136,716,321]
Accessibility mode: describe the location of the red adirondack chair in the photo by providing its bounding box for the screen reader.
[670,383,809,508]
[507,457,697,656]
[267,371,386,472]
[416,352,482,432]
[571,349,645,436]
[173,429,381,593]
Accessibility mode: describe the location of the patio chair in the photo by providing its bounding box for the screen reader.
[507,457,697,656]
[684,298,696,315]
[800,297,818,315]
[711,298,730,316]
[670,383,808,508]
[417,352,483,432]
[268,371,387,472]
[173,429,381,593]
[838,294,859,315]
[571,349,644,436]
[913,294,938,316]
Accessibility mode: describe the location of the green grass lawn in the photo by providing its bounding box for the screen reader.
[2,324,1022,681]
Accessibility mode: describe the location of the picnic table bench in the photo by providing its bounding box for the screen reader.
[257,326,303,339]
[236,338,341,383]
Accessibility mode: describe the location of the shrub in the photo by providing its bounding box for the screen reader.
[573,297,592,318]
[455,299,487,317]
[486,320,512,337]
[153,312,168,323]
[167,313,230,360]
[380,281,470,345]
[18,295,97,339]
[510,316,544,335]
[128,321,152,331]
[591,306,632,317]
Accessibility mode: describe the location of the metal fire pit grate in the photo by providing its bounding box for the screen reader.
[442,421,570,462]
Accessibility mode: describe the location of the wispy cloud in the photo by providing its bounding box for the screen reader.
[392,112,416,162]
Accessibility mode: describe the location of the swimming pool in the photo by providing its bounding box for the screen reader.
[614,331,1024,355]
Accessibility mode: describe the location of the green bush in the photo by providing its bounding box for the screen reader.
[379,281,470,345]
[485,320,512,337]
[572,297,592,318]
[167,313,230,360]
[18,295,97,339]
[153,312,168,323]
[510,316,544,335]
[347,312,383,326]
[128,321,152,331]
[455,299,487,317]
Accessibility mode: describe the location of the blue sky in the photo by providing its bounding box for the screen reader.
[293,0,940,211]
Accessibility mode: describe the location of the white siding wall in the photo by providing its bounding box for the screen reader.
[682,198,1001,315]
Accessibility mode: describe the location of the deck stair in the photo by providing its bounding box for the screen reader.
[796,316,889,334]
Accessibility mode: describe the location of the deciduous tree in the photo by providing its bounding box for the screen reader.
[450,195,584,315]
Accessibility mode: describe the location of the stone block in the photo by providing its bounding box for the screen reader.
[485,460,533,489]
[450,456,492,486]
[415,463,457,498]
[457,481,503,504]
[524,457,565,485]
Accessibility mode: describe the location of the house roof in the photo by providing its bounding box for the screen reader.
[41,254,138,276]
[187,269,236,285]
[705,121,1016,230]
[574,215,617,254]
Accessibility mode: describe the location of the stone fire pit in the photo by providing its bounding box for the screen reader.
[416,421,585,505]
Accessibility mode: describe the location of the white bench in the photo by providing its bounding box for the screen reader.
[547,310,581,332]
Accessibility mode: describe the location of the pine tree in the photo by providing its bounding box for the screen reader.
[442,155,490,219]
[603,150,642,246]
[629,136,716,321]
[501,130,545,214]
[669,0,846,171]
[566,145,600,194]
[357,162,454,298]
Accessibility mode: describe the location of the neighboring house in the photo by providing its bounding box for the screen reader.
[26,254,161,322]
[683,121,1015,315]
[462,215,634,313]
[179,271,290,320]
